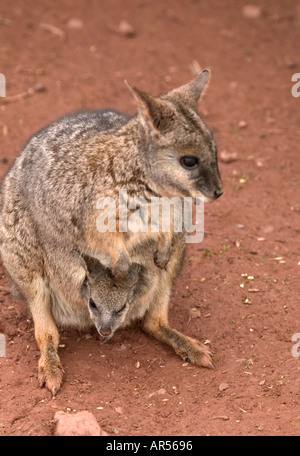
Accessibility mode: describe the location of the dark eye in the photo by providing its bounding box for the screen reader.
[180,156,199,170]
[89,298,97,310]
[82,276,89,289]
[116,304,127,315]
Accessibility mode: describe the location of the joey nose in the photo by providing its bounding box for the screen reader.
[100,327,112,337]
[214,189,223,199]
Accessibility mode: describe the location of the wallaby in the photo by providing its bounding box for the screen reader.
[75,252,141,341]
[0,69,222,394]
[45,252,141,395]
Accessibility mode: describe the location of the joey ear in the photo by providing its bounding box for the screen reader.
[73,250,104,278]
[126,263,141,285]
[73,249,89,274]
[166,69,211,111]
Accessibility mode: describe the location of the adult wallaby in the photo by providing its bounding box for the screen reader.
[0,70,222,394]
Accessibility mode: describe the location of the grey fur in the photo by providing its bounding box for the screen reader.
[0,70,222,395]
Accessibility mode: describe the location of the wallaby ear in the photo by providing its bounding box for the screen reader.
[126,262,141,285]
[166,69,211,111]
[125,80,167,136]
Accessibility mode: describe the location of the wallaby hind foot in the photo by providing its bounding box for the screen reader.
[144,322,214,369]
[158,326,214,368]
[28,278,64,396]
[37,335,64,396]
[142,293,214,369]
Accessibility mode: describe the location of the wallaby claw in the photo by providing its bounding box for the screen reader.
[154,250,170,270]
[38,359,64,396]
[51,385,58,397]
[195,349,214,370]
[177,337,214,370]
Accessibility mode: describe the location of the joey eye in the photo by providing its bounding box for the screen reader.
[82,276,89,290]
[116,304,127,315]
[180,156,199,170]
[89,298,97,310]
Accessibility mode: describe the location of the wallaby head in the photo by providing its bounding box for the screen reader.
[76,252,140,341]
[128,69,223,202]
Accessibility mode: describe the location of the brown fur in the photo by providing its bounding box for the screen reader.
[0,71,221,394]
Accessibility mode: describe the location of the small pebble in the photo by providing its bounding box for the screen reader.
[242,5,261,19]
[115,20,136,38]
[67,18,83,30]
[218,383,229,392]
[219,150,238,164]
[238,120,247,128]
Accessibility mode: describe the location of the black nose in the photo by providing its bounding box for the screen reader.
[214,189,223,199]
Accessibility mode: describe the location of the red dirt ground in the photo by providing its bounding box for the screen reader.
[0,0,299,436]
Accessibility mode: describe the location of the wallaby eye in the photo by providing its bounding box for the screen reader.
[89,298,97,310]
[116,304,127,315]
[180,156,199,170]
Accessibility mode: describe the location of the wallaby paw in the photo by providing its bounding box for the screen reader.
[111,265,128,280]
[178,338,214,369]
[38,358,64,396]
[154,250,170,270]
[111,254,130,280]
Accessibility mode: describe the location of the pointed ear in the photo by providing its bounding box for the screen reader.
[73,249,89,274]
[125,80,164,136]
[126,263,141,285]
[73,250,104,278]
[166,69,211,111]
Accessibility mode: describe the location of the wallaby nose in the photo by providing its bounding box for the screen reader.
[214,189,223,199]
[99,327,112,337]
